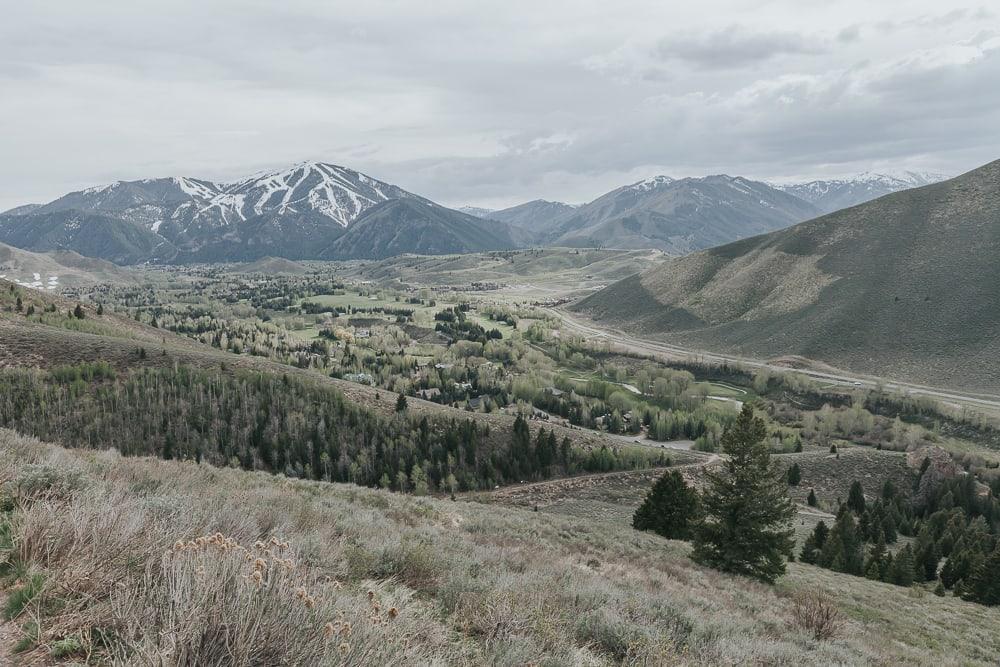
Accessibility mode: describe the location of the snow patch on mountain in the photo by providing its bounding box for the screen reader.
[774,171,949,213]
[628,175,674,192]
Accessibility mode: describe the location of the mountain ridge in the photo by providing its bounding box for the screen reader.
[544,174,822,254]
[573,160,1000,391]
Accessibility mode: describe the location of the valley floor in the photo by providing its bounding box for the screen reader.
[1,429,998,666]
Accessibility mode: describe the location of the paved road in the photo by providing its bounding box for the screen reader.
[550,308,1000,413]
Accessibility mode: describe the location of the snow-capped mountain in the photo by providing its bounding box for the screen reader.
[204,162,422,227]
[0,162,513,264]
[35,162,422,234]
[775,171,949,214]
[626,175,675,193]
[542,174,820,254]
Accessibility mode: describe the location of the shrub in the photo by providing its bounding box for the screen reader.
[791,591,842,641]
[50,635,84,658]
[575,608,635,661]
[4,573,44,620]
[12,463,85,501]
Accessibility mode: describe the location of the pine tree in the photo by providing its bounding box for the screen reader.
[963,543,1000,605]
[864,534,889,581]
[632,469,700,540]
[800,520,829,564]
[891,544,916,587]
[73,303,85,319]
[847,481,866,515]
[858,510,872,542]
[807,488,818,507]
[914,526,940,582]
[820,511,864,575]
[882,513,898,544]
[691,405,795,583]
[395,393,408,412]
[787,462,801,486]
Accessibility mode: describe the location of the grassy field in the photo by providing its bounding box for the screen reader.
[2,429,999,666]
[337,248,665,301]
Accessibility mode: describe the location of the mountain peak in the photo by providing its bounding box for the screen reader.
[628,175,674,192]
[775,170,949,213]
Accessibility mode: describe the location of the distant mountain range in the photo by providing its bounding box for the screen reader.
[574,161,999,391]
[535,175,821,253]
[455,172,947,254]
[0,162,947,264]
[0,162,512,264]
[773,171,948,214]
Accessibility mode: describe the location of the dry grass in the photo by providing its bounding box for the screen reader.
[2,428,1000,665]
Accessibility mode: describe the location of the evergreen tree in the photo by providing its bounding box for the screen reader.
[890,544,916,586]
[395,393,408,412]
[632,469,700,540]
[882,513,898,544]
[691,405,795,583]
[807,488,818,507]
[864,534,889,581]
[858,510,872,542]
[73,303,85,319]
[847,481,866,515]
[800,520,829,564]
[819,511,864,575]
[914,526,940,581]
[787,462,801,486]
[963,544,1000,606]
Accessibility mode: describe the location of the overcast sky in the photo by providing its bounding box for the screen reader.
[2,1,998,210]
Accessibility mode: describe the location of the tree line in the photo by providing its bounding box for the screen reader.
[0,362,659,494]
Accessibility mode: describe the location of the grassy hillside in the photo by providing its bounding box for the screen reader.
[0,243,134,287]
[547,176,820,253]
[3,429,999,665]
[575,160,1000,392]
[0,210,175,265]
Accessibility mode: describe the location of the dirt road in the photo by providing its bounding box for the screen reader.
[550,308,1000,414]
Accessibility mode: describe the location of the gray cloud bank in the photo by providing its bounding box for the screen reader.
[0,1,997,210]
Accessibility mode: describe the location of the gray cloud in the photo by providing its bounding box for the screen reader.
[0,1,998,211]
[655,26,827,69]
